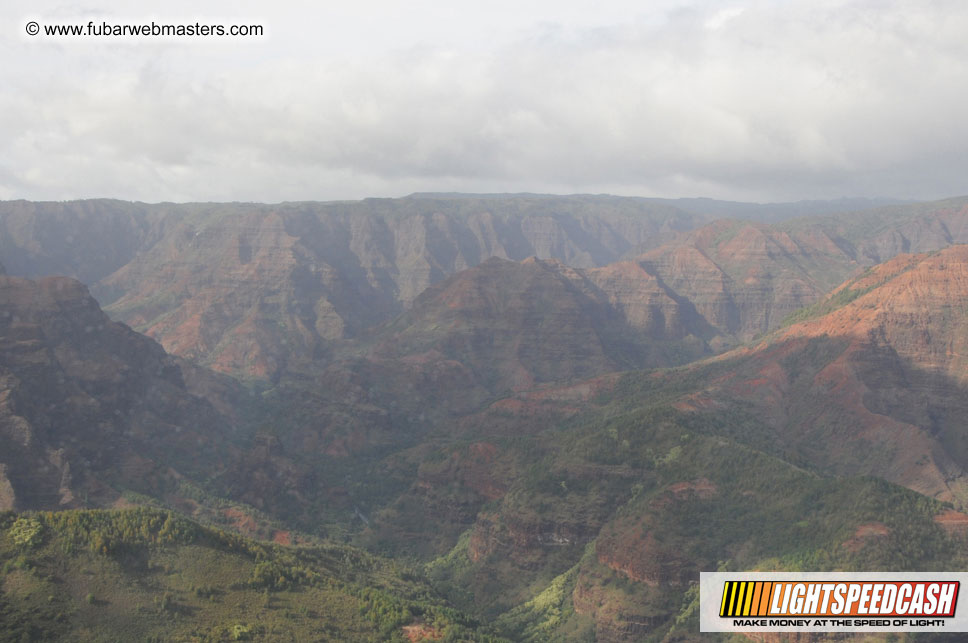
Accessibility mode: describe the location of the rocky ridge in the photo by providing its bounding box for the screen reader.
[682,245,968,502]
[0,274,237,511]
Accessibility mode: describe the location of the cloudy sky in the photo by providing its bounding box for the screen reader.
[3,0,968,203]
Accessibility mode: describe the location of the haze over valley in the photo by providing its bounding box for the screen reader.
[2,194,968,639]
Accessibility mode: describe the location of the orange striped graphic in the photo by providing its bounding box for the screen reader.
[721,581,777,616]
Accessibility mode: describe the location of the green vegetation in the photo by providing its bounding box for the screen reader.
[780,282,875,327]
[417,351,968,640]
[494,559,592,641]
[0,508,506,642]
[8,517,43,548]
[779,242,929,328]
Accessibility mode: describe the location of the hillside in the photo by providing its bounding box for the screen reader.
[375,360,968,640]
[0,507,502,642]
[0,275,244,513]
[341,245,968,639]
[85,210,968,581]
[363,256,711,393]
[674,245,968,503]
[256,220,968,488]
[632,197,968,342]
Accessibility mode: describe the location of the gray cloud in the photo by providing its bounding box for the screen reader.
[3,0,968,202]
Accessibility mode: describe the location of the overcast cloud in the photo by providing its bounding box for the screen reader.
[3,0,968,203]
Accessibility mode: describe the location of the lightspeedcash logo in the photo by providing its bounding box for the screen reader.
[701,572,968,633]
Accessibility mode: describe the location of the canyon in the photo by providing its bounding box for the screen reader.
[2,193,968,641]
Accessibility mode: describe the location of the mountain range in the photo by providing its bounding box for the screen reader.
[3,193,968,641]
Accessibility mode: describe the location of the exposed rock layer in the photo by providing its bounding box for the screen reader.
[0,275,236,510]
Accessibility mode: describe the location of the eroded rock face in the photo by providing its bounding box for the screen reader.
[0,275,236,510]
[584,261,706,340]
[4,197,968,385]
[571,573,661,643]
[88,197,699,380]
[637,222,852,341]
[689,245,968,503]
[365,256,713,398]
[467,511,600,568]
[373,257,619,391]
[631,200,968,345]
[97,214,850,383]
[593,481,715,588]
